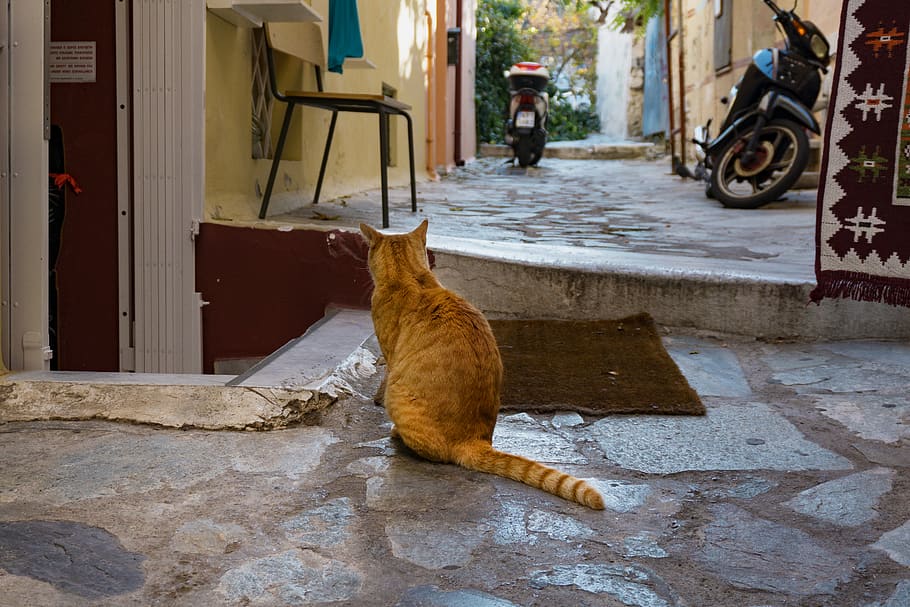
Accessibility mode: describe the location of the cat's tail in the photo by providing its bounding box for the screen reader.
[452,441,605,510]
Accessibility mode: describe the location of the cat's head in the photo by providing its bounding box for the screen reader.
[360,220,431,281]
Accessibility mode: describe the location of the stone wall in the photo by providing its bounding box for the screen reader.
[627,35,646,138]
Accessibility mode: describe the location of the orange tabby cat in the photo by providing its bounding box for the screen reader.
[360,219,604,510]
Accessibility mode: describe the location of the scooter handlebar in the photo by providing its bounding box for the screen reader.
[763,0,783,16]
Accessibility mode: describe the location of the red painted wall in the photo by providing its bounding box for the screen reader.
[50,1,120,371]
[196,224,374,374]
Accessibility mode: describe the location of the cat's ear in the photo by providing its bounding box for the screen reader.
[414,219,429,243]
[360,223,381,245]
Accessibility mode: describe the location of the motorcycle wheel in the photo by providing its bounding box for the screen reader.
[516,137,534,168]
[709,118,809,209]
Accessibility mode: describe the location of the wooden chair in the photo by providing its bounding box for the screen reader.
[259,22,417,228]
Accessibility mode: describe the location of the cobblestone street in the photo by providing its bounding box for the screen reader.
[1,154,908,606]
[2,332,909,606]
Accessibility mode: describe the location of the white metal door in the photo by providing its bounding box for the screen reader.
[132,0,204,373]
[1,1,51,371]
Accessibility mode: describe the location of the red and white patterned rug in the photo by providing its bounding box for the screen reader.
[812,0,910,308]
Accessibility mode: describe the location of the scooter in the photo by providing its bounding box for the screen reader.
[504,62,550,168]
[683,0,830,208]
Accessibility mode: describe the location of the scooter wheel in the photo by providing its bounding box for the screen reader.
[709,118,809,209]
[516,138,534,168]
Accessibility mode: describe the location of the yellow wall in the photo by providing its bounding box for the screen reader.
[204,1,433,222]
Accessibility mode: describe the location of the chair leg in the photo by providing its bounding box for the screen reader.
[259,103,296,219]
[378,110,390,229]
[403,112,417,213]
[314,111,338,205]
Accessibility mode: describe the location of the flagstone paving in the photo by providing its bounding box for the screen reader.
[278,156,820,281]
[280,157,817,269]
[1,331,908,607]
[2,154,909,606]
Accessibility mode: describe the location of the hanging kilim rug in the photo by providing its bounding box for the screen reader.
[812,0,910,307]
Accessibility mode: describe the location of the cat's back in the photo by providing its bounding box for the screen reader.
[362,219,500,367]
[396,281,503,407]
[410,281,498,353]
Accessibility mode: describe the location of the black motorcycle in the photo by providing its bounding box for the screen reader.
[685,0,830,208]
[504,62,550,167]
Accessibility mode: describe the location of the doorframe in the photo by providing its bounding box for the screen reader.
[2,1,51,371]
[1,0,8,368]
[2,0,203,373]
[116,0,134,371]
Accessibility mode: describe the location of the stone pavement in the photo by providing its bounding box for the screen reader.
[283,153,817,272]
[1,150,909,606]
[1,332,909,606]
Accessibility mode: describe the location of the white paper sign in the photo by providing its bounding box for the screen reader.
[49,41,97,83]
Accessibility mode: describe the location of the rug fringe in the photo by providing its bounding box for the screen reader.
[811,275,910,308]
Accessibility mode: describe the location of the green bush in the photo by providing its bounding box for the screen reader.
[475,0,601,145]
[475,0,532,145]
[547,89,601,142]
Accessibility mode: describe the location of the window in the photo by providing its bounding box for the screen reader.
[714,0,732,72]
[251,28,274,159]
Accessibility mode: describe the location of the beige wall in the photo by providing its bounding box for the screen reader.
[441,1,457,170]
[459,0,478,164]
[428,0,477,172]
[802,0,843,49]
[674,0,843,164]
[204,1,436,222]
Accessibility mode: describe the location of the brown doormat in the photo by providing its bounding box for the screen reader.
[489,313,704,416]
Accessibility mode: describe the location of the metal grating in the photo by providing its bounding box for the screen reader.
[251,28,274,159]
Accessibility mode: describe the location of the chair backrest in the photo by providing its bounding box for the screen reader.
[265,22,326,70]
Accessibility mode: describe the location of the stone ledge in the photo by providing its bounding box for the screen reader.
[0,380,333,431]
[0,309,379,431]
[479,142,657,161]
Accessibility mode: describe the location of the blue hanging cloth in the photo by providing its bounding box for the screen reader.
[327,0,364,74]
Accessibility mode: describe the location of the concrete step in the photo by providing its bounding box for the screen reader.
[0,308,378,429]
[229,307,376,391]
[480,141,657,161]
[429,236,910,341]
[6,371,235,385]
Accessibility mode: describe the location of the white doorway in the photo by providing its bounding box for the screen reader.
[1,1,51,371]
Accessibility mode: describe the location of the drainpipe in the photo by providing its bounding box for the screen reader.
[454,0,464,166]
[425,10,439,179]
[665,0,687,172]
[676,0,687,165]
[664,0,676,164]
